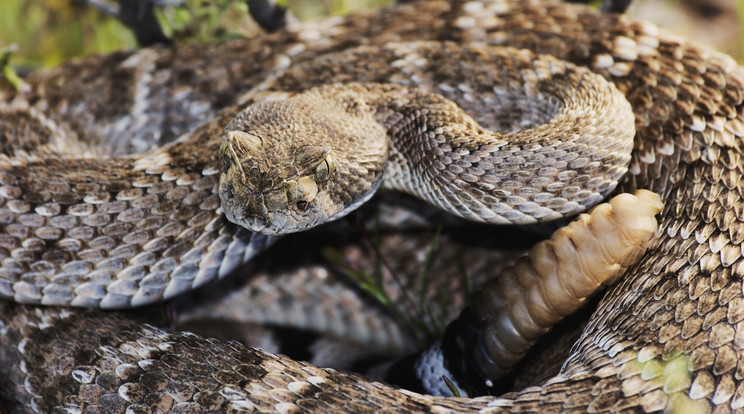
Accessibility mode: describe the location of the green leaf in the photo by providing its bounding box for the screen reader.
[1,45,30,92]
[442,375,461,397]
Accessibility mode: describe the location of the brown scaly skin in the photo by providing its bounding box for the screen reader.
[1,0,744,412]
[219,70,632,234]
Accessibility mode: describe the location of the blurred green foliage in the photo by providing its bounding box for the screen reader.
[0,0,392,70]
[0,0,135,69]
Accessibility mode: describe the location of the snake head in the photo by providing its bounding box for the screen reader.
[218,91,387,235]
[218,115,342,235]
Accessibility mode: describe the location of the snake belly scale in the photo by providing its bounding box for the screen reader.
[0,0,743,412]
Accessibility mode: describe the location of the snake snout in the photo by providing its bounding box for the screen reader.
[236,192,272,229]
[220,180,269,231]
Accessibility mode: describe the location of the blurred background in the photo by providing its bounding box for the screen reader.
[0,0,741,72]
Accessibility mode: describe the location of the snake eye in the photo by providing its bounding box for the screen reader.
[296,200,309,210]
[315,152,336,182]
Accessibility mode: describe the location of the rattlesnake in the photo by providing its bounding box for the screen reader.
[1,0,743,412]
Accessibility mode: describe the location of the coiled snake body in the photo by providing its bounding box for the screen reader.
[1,0,743,412]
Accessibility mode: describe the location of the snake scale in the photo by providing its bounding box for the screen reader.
[1,0,744,412]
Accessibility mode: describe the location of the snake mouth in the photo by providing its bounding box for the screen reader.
[221,205,267,233]
[222,193,301,236]
[241,216,269,233]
